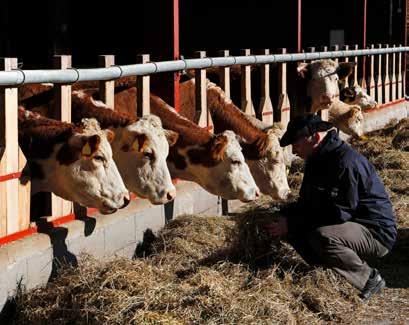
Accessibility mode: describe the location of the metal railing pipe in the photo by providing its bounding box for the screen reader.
[0,46,408,85]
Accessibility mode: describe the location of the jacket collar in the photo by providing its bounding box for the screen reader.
[308,130,344,162]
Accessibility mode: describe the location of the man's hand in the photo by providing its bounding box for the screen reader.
[265,217,288,237]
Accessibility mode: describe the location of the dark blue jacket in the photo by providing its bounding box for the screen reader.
[285,130,397,250]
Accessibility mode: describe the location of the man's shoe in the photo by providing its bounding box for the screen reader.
[359,268,386,300]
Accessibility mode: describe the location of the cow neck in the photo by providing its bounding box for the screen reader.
[207,85,266,144]
[18,109,81,160]
[72,93,136,129]
[150,94,212,146]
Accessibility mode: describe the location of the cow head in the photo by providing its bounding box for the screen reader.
[169,130,260,202]
[112,114,178,205]
[241,129,290,201]
[340,85,378,110]
[19,113,130,214]
[329,104,364,139]
[297,59,356,113]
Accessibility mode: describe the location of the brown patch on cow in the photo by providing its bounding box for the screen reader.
[121,133,149,153]
[149,93,213,146]
[27,161,45,180]
[57,134,101,165]
[187,134,228,167]
[18,84,54,102]
[340,87,357,102]
[106,129,115,143]
[168,147,188,170]
[165,130,179,147]
[72,91,136,128]
[336,62,356,80]
[240,135,269,160]
[206,83,267,145]
[18,107,82,160]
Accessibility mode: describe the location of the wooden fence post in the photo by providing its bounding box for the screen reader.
[376,44,383,105]
[352,44,359,86]
[194,51,212,128]
[341,45,350,87]
[240,49,256,116]
[391,45,397,101]
[258,49,274,125]
[383,44,390,104]
[136,54,151,117]
[368,44,376,97]
[51,55,73,218]
[319,46,329,121]
[98,55,115,108]
[0,58,30,236]
[277,48,290,127]
[218,50,231,100]
[397,44,403,99]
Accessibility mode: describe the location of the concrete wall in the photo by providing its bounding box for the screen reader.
[0,180,223,312]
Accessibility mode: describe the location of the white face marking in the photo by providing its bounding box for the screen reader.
[112,115,176,205]
[246,130,290,200]
[307,60,340,113]
[168,131,259,202]
[34,118,129,214]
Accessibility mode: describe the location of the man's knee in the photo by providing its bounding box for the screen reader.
[307,227,340,257]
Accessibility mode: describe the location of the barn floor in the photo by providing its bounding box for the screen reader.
[5,119,409,324]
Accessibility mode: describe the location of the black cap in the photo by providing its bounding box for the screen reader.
[279,114,333,147]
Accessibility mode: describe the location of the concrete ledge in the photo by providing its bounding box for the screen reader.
[0,180,222,312]
[363,101,408,133]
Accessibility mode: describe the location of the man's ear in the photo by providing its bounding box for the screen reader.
[312,132,321,144]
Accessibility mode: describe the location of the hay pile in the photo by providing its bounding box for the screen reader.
[9,118,409,324]
[12,214,360,324]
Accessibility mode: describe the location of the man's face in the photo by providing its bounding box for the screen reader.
[292,135,316,160]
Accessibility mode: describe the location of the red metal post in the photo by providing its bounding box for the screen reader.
[297,0,302,52]
[362,0,367,84]
[173,0,180,111]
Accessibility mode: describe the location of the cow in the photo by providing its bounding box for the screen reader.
[18,108,130,214]
[71,90,178,205]
[113,87,260,202]
[202,59,356,117]
[327,99,364,138]
[20,88,179,205]
[178,78,291,201]
[339,85,378,110]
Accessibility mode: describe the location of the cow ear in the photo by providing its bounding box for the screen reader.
[342,87,355,98]
[297,62,310,79]
[131,133,149,153]
[336,62,356,80]
[105,129,115,144]
[164,129,179,147]
[81,134,101,158]
[210,134,228,161]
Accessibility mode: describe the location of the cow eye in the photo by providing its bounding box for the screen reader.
[231,160,241,165]
[93,155,105,163]
[144,152,155,160]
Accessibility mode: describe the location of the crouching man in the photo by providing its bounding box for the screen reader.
[266,114,396,300]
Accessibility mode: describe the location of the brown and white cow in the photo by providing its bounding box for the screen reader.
[328,99,364,138]
[339,85,378,110]
[18,108,130,214]
[203,59,356,116]
[178,78,291,201]
[291,59,356,114]
[71,90,178,205]
[20,88,179,205]
[114,87,260,202]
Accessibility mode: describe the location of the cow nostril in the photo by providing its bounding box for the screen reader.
[255,189,261,199]
[166,190,176,202]
[121,195,130,208]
